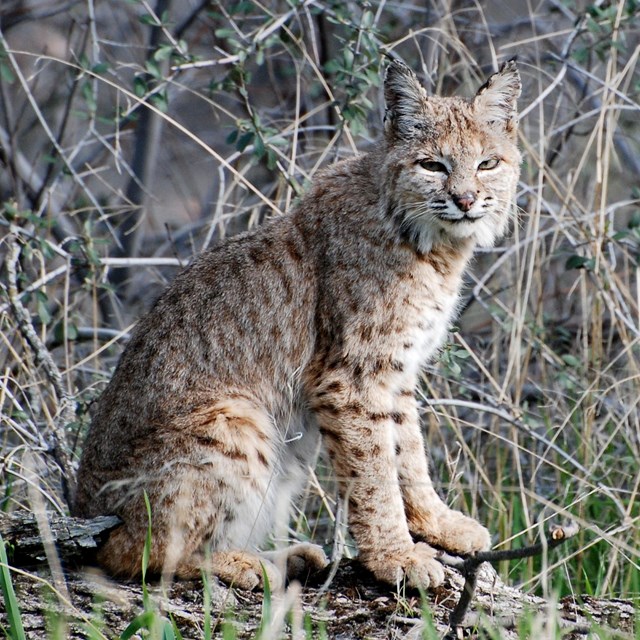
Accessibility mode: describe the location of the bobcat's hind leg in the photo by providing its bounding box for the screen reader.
[99,530,283,590]
[97,523,156,580]
[97,397,285,587]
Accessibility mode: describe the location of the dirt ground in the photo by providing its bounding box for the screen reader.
[2,557,635,639]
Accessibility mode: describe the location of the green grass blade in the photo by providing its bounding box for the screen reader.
[0,535,27,640]
[221,618,238,640]
[160,618,177,640]
[119,610,157,640]
[167,614,182,640]
[254,562,272,639]
[202,570,213,640]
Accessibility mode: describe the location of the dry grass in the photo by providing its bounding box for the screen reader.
[0,0,639,603]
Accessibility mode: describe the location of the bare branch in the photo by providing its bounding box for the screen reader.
[440,523,581,631]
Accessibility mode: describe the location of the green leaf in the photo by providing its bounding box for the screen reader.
[236,130,254,152]
[230,1,254,15]
[139,13,161,27]
[361,10,374,28]
[561,354,581,368]
[565,254,594,270]
[168,615,183,640]
[36,295,51,326]
[142,492,152,578]
[255,563,272,637]
[612,230,629,241]
[161,618,177,640]
[141,491,153,609]
[628,210,640,229]
[253,135,265,159]
[366,68,381,86]
[150,90,169,112]
[215,28,239,39]
[154,44,174,62]
[145,59,163,80]
[82,81,97,112]
[0,62,16,83]
[343,48,354,69]
[221,618,238,640]
[324,59,341,74]
[91,62,109,74]
[202,571,213,640]
[133,76,147,98]
[54,321,79,343]
[37,236,55,260]
[266,149,278,170]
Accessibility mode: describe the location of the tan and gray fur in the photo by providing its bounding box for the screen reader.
[74,60,521,590]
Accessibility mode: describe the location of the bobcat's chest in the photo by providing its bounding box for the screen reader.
[390,250,468,380]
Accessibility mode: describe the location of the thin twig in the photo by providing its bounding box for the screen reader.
[0,125,77,243]
[439,523,580,631]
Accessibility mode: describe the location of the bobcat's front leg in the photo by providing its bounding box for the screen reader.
[394,393,491,555]
[311,385,444,590]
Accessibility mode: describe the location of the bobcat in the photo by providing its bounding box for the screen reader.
[74,59,521,590]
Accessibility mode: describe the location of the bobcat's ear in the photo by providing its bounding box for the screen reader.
[384,60,430,140]
[473,59,521,137]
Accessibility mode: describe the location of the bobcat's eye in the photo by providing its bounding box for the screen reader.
[419,160,448,173]
[478,157,500,171]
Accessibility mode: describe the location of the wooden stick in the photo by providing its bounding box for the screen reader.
[439,523,580,631]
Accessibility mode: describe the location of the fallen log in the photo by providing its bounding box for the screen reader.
[0,511,120,567]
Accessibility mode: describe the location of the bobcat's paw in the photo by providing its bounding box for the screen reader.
[207,551,283,591]
[435,509,491,555]
[409,508,491,556]
[260,542,329,583]
[362,542,445,590]
[285,542,329,581]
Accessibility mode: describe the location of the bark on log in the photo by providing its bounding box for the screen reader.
[0,511,121,567]
[0,512,635,639]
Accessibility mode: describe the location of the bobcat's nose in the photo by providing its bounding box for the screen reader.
[452,192,476,213]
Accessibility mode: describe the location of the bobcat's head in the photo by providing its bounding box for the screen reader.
[382,59,521,252]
